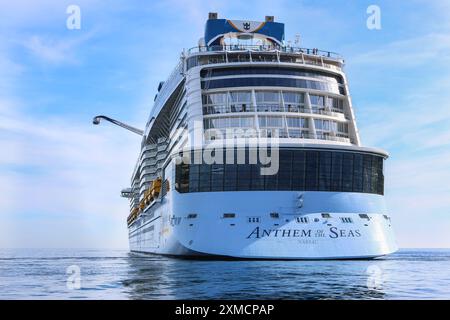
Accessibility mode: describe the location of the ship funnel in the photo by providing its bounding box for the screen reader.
[208,12,218,19]
[265,16,274,22]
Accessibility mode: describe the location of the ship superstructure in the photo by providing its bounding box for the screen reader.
[119,13,397,259]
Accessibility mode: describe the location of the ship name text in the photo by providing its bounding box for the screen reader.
[246,227,362,239]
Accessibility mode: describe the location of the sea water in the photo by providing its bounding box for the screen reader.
[0,249,449,299]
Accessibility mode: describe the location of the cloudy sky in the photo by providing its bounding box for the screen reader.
[1,0,449,248]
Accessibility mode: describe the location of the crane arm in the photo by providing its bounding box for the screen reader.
[92,115,143,136]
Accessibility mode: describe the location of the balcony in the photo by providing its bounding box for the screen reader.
[156,152,168,161]
[141,159,157,169]
[186,45,343,72]
[141,144,157,153]
[188,45,342,60]
[141,151,157,161]
[141,167,158,176]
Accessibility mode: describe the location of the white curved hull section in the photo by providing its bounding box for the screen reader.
[128,191,397,259]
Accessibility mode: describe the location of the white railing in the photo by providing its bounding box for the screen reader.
[188,45,342,60]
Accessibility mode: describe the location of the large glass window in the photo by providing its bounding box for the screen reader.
[201,67,344,84]
[255,90,282,112]
[286,117,308,128]
[310,95,325,106]
[326,97,344,113]
[203,93,227,105]
[202,92,228,114]
[314,119,349,140]
[283,92,304,104]
[283,91,307,113]
[258,116,283,128]
[203,91,254,114]
[229,91,252,112]
[201,78,345,95]
[175,148,385,195]
[204,117,255,129]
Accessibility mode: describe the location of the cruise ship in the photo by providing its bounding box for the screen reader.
[94,13,397,259]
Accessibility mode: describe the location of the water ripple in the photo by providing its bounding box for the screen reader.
[0,249,449,299]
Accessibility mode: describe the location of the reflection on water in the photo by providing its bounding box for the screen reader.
[0,249,449,299]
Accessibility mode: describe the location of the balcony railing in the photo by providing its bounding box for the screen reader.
[202,104,345,117]
[203,128,351,143]
[188,45,342,60]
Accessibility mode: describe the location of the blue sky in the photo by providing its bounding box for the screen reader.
[1,0,450,248]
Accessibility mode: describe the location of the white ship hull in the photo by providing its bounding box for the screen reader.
[129,191,397,259]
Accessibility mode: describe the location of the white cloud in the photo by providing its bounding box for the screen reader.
[352,33,450,68]
[348,32,450,248]
[21,31,96,65]
[0,101,141,248]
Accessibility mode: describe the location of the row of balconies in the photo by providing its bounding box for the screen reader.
[203,128,351,143]
[186,47,343,72]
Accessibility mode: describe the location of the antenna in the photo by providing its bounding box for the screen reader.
[294,34,301,46]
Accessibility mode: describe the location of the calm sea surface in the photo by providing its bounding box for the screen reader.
[0,249,449,299]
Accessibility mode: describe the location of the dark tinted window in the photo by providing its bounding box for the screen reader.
[175,148,384,195]
[201,67,344,84]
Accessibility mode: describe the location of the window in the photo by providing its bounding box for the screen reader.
[227,53,251,63]
[211,164,224,191]
[310,95,325,106]
[270,212,279,218]
[223,213,236,218]
[187,56,199,70]
[319,152,332,191]
[229,91,252,113]
[314,119,349,139]
[224,164,237,191]
[331,152,343,191]
[340,217,353,223]
[187,213,197,219]
[248,217,260,223]
[256,90,282,112]
[259,116,283,128]
[286,117,308,128]
[175,149,385,195]
[202,78,345,95]
[203,93,227,105]
[283,92,304,104]
[296,217,309,223]
[202,91,254,114]
[255,91,280,103]
[353,154,363,192]
[337,122,349,134]
[204,117,254,129]
[201,67,344,84]
[362,154,372,193]
[230,91,251,103]
[284,91,306,113]
[326,97,344,113]
[305,151,319,190]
